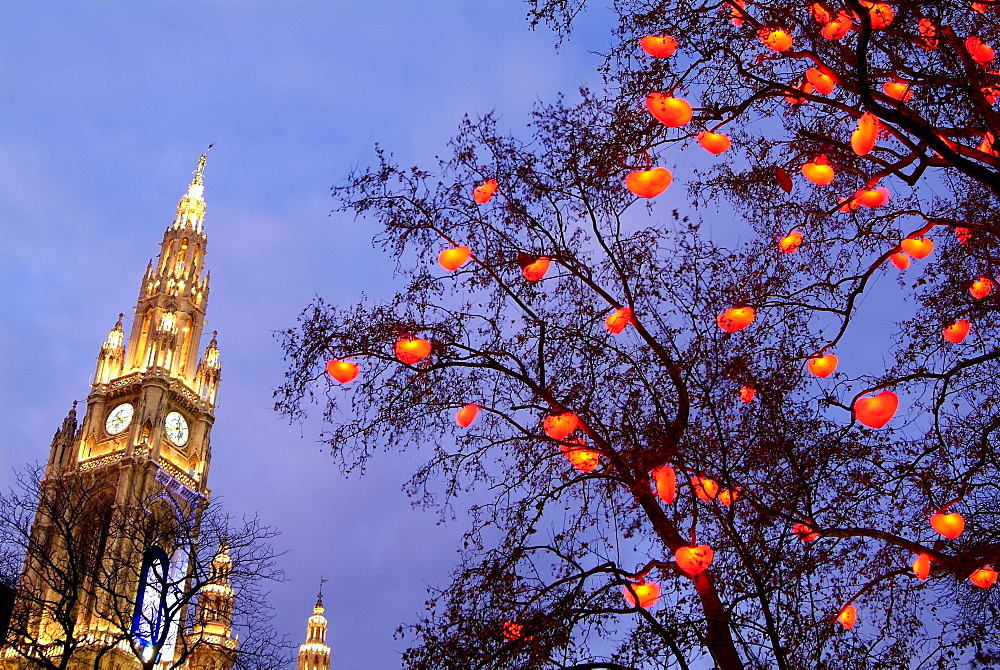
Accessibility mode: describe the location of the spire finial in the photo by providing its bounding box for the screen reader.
[191,144,212,188]
[317,576,329,608]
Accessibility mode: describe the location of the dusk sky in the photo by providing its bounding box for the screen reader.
[0,3,614,667]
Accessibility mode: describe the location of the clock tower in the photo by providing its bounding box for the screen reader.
[77,151,220,494]
[2,154,237,669]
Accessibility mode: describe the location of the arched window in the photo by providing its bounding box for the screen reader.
[132,545,170,651]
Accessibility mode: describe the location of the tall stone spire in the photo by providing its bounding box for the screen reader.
[121,151,215,384]
[297,579,331,670]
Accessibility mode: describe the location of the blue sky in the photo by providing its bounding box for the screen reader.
[0,2,615,666]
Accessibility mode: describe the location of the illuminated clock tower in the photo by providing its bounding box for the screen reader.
[2,154,236,669]
[79,151,220,492]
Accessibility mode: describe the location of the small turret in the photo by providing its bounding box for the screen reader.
[297,579,331,670]
[94,314,126,385]
[47,401,78,470]
[195,331,222,405]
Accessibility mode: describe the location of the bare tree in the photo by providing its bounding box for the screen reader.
[0,465,292,670]
[276,2,1000,667]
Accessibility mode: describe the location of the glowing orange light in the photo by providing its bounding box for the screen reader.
[739,386,756,403]
[883,81,913,102]
[856,186,890,208]
[759,28,793,52]
[605,307,633,334]
[625,167,673,198]
[640,35,678,58]
[691,476,719,502]
[930,512,965,539]
[900,237,934,259]
[521,256,551,282]
[802,156,834,185]
[675,545,714,575]
[652,464,676,504]
[912,553,931,581]
[862,2,894,29]
[473,179,498,204]
[838,604,856,630]
[717,487,739,506]
[543,412,579,440]
[395,336,432,365]
[853,391,898,429]
[793,522,818,542]
[560,438,601,473]
[943,319,971,343]
[970,566,998,588]
[967,36,996,64]
[805,68,836,95]
[889,252,910,270]
[623,580,661,609]
[821,13,853,40]
[970,277,993,299]
[778,231,802,253]
[502,621,524,640]
[851,113,879,156]
[807,354,838,378]
[438,246,472,271]
[326,359,359,384]
[717,307,755,333]
[697,132,731,155]
[646,92,693,127]
[456,403,479,428]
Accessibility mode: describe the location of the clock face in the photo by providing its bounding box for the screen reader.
[105,403,135,435]
[164,412,189,447]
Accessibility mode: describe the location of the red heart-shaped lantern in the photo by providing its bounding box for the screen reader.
[856,186,890,208]
[853,391,898,428]
[793,522,818,542]
[473,179,498,204]
[758,28,793,52]
[912,553,931,581]
[930,511,965,539]
[456,403,479,428]
[970,277,993,299]
[838,604,857,630]
[889,252,910,270]
[326,359,359,384]
[717,307,755,333]
[675,545,714,575]
[622,580,661,609]
[438,246,472,271]
[639,35,678,58]
[651,464,676,504]
[943,319,970,343]
[395,336,432,365]
[691,476,719,502]
[697,132,731,155]
[805,68,836,95]
[625,167,673,198]
[520,256,551,282]
[970,566,998,588]
[900,237,933,259]
[646,92,693,127]
[778,231,802,253]
[605,307,633,334]
[543,412,579,440]
[882,81,913,102]
[802,157,834,185]
[560,438,601,473]
[851,113,879,156]
[807,354,838,378]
